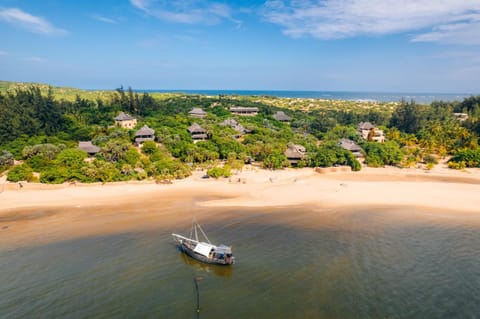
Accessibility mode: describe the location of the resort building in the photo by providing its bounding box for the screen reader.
[189,108,207,119]
[358,122,385,143]
[273,111,291,123]
[188,123,208,142]
[285,144,306,165]
[453,113,469,122]
[78,141,100,157]
[221,118,248,137]
[339,138,363,158]
[135,125,155,145]
[229,106,259,116]
[114,112,137,129]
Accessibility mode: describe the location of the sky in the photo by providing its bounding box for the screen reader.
[1,0,480,93]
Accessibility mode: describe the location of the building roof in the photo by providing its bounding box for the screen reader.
[189,108,207,115]
[114,112,135,121]
[273,111,291,122]
[230,107,259,112]
[358,122,375,130]
[221,118,247,134]
[188,123,206,134]
[285,144,306,159]
[78,141,100,154]
[339,138,363,152]
[135,125,155,137]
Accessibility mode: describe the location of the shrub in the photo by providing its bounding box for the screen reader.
[141,141,158,155]
[22,143,64,160]
[448,161,466,170]
[56,149,87,168]
[0,150,14,172]
[153,158,191,179]
[207,165,232,179]
[263,152,290,169]
[363,141,403,167]
[40,168,67,184]
[449,149,480,168]
[7,164,34,182]
[423,154,438,165]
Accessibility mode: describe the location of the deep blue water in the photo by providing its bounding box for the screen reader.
[138,90,475,104]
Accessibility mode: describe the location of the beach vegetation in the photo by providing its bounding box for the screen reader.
[140,141,158,155]
[449,148,480,168]
[363,141,404,167]
[0,150,14,173]
[207,165,232,179]
[1,81,480,183]
[262,151,290,169]
[39,168,68,184]
[6,164,34,182]
[309,142,361,171]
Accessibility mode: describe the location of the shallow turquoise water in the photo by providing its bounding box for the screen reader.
[1,207,479,319]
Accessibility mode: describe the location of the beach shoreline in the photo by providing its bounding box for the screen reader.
[1,165,480,248]
[1,165,480,212]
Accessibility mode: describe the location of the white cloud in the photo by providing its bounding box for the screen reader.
[0,7,68,36]
[412,21,480,45]
[262,0,480,44]
[130,0,151,12]
[92,14,118,24]
[24,56,47,63]
[0,50,8,56]
[130,0,239,25]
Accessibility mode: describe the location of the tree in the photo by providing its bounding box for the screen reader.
[262,151,289,169]
[141,141,158,155]
[363,141,403,167]
[101,140,131,162]
[56,148,87,169]
[0,150,14,172]
[390,99,427,134]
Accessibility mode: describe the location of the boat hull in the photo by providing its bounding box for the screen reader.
[178,243,234,266]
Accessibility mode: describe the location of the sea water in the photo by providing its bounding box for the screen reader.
[141,90,473,104]
[1,206,479,319]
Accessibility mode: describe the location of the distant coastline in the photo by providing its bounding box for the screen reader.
[137,90,474,104]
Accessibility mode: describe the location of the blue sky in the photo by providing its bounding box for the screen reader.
[1,0,480,93]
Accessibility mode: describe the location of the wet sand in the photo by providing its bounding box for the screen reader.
[1,166,480,248]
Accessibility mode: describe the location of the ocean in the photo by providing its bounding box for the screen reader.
[2,205,479,319]
[141,90,475,104]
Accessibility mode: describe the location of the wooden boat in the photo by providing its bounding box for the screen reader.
[172,221,235,265]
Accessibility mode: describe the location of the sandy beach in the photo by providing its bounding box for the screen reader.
[1,165,480,247]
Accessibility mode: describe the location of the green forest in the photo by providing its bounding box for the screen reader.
[1,82,479,184]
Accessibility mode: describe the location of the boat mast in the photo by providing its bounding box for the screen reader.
[196,223,211,244]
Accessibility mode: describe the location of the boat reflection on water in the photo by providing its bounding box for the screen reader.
[178,250,233,278]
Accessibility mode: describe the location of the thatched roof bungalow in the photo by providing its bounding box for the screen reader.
[230,106,259,116]
[357,122,385,142]
[188,123,208,142]
[189,108,207,119]
[285,144,306,165]
[273,111,291,122]
[78,141,100,156]
[339,138,363,157]
[135,125,155,145]
[221,118,248,136]
[453,113,469,121]
[114,112,137,129]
